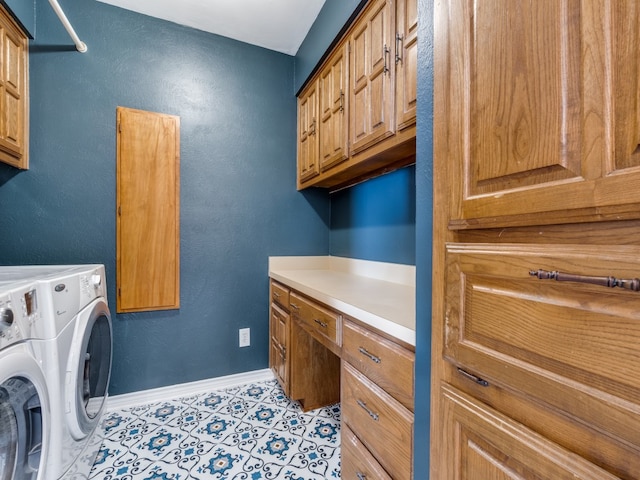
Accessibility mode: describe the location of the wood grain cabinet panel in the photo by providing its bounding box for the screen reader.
[440,0,640,229]
[342,361,413,480]
[440,384,620,480]
[395,0,417,131]
[444,243,640,451]
[297,80,320,187]
[341,424,392,480]
[0,4,28,169]
[349,0,395,155]
[116,107,180,313]
[319,41,349,171]
[289,291,341,351]
[342,318,414,411]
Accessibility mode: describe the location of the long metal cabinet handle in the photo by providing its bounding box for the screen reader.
[314,318,328,328]
[358,347,381,364]
[356,473,367,480]
[395,33,403,64]
[383,44,390,74]
[529,269,640,292]
[357,399,379,421]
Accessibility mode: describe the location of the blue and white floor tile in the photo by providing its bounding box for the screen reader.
[89,379,341,479]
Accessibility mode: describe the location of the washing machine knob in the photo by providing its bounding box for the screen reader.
[91,274,102,288]
[0,307,14,327]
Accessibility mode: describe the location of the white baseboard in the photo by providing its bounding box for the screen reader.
[106,368,275,411]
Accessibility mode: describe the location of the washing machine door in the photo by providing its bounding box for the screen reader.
[0,348,47,480]
[66,298,112,440]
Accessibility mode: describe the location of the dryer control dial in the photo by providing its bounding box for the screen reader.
[0,307,14,328]
[91,274,102,289]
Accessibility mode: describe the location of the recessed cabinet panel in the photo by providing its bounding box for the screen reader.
[444,243,640,449]
[349,0,395,155]
[319,43,349,171]
[441,0,640,228]
[395,0,417,130]
[116,107,180,313]
[0,4,27,169]
[440,385,619,480]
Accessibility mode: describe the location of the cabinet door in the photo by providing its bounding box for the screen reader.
[0,4,27,169]
[439,0,640,229]
[297,80,319,186]
[116,107,180,313]
[395,0,417,130]
[269,303,289,391]
[349,0,395,155]
[319,42,349,171]
[439,384,620,480]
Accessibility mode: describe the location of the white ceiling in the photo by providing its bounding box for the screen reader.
[96,0,327,56]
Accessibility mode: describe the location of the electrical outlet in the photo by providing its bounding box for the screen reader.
[239,328,250,347]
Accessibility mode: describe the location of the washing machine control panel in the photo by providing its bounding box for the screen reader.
[0,286,40,348]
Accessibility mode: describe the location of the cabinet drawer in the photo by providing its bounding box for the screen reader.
[440,384,620,480]
[270,280,290,310]
[445,243,640,448]
[342,319,414,411]
[342,362,413,480]
[341,424,392,480]
[289,292,341,346]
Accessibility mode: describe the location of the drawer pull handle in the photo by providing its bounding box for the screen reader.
[273,292,280,298]
[357,473,367,480]
[357,399,379,421]
[290,303,300,310]
[314,318,328,328]
[529,269,640,292]
[358,347,381,364]
[457,368,490,387]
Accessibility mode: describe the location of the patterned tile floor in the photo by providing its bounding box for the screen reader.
[89,379,341,480]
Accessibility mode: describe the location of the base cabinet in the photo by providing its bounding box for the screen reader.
[269,278,415,478]
[440,385,619,480]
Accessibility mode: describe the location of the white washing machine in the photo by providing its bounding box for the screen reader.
[0,265,112,480]
[0,277,49,480]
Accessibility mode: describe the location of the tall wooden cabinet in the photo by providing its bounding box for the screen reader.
[0,4,28,169]
[433,1,640,479]
[296,0,417,190]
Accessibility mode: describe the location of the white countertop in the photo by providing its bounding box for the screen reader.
[269,256,416,346]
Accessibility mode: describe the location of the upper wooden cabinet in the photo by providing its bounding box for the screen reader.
[395,0,417,131]
[297,80,320,186]
[296,0,417,190]
[441,0,640,229]
[0,4,28,169]
[319,42,349,172]
[349,0,395,155]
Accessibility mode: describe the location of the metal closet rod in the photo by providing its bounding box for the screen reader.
[48,0,87,53]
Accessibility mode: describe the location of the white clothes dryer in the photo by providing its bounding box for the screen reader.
[0,279,50,480]
[0,265,112,480]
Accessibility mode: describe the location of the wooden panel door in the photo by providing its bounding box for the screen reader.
[116,107,180,313]
[297,80,319,187]
[440,385,620,480]
[319,42,349,171]
[349,0,395,155]
[395,0,417,131]
[0,4,27,169]
[440,0,640,229]
[269,303,289,391]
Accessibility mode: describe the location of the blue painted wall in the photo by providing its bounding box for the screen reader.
[330,166,415,265]
[414,0,434,476]
[294,0,363,92]
[0,0,330,395]
[2,0,35,37]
